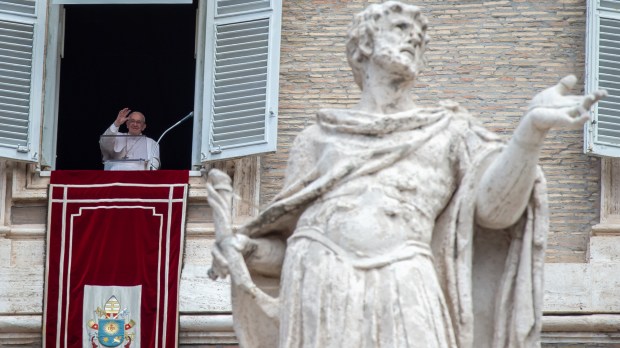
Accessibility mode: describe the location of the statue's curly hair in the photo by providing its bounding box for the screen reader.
[346,1,430,89]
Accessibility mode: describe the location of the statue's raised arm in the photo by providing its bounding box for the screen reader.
[476,75,607,229]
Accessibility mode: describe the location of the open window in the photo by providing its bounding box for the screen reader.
[584,0,620,156]
[0,0,281,170]
[54,2,196,169]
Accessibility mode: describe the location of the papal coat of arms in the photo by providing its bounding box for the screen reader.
[86,296,136,347]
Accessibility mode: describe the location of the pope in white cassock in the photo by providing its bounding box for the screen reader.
[100,107,160,170]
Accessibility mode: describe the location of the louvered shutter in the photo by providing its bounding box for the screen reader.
[201,0,281,161]
[51,0,191,4]
[0,0,44,162]
[585,0,620,156]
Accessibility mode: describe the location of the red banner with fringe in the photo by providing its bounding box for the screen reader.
[44,171,189,348]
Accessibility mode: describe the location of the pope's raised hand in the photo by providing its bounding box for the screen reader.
[114,107,131,127]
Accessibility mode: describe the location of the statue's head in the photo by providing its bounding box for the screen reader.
[346,1,430,89]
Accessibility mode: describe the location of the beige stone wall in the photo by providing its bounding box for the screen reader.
[264,0,597,263]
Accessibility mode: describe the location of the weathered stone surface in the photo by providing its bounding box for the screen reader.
[208,2,604,347]
[545,236,620,313]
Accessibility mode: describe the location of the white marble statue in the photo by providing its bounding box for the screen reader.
[206,2,607,347]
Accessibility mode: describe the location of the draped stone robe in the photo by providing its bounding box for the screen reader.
[234,101,548,348]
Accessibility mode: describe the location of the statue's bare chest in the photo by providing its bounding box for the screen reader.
[298,131,461,252]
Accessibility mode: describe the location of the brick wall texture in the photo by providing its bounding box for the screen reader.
[261,0,598,263]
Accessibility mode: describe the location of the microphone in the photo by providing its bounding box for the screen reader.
[157,111,194,145]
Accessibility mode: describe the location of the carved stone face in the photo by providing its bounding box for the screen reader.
[370,10,427,83]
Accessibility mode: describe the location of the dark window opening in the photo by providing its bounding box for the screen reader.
[56,2,196,170]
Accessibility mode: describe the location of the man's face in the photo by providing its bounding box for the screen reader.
[126,112,146,136]
[370,11,426,81]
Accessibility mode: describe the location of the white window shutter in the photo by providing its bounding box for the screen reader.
[52,0,191,4]
[201,0,281,162]
[0,0,44,163]
[585,0,620,156]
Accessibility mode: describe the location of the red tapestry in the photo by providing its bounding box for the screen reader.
[44,171,189,348]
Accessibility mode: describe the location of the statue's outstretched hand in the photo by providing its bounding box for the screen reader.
[477,76,607,229]
[526,75,607,136]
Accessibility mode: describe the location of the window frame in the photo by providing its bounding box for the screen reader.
[585,0,620,234]
[33,0,281,170]
[584,0,620,157]
[200,0,281,162]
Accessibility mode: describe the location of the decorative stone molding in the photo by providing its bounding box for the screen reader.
[542,314,620,347]
[179,314,237,345]
[8,156,260,214]
[543,320,620,345]
[0,315,42,346]
[543,314,620,333]
[0,314,237,346]
[5,313,620,345]
[10,162,49,202]
[2,224,46,239]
